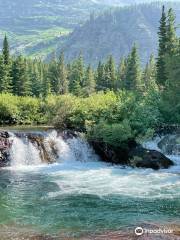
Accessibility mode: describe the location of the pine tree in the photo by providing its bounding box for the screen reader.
[69,54,84,96]
[83,65,96,96]
[157,6,168,87]
[1,35,12,93]
[125,44,141,90]
[108,55,116,90]
[162,52,180,122]
[142,54,157,90]
[104,55,116,91]
[57,52,68,94]
[2,35,10,65]
[117,57,127,90]
[96,61,105,91]
[42,64,51,97]
[48,59,58,94]
[30,62,42,97]
[12,56,30,96]
[0,55,7,92]
[166,8,178,55]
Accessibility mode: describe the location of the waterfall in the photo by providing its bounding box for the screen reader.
[8,130,98,167]
[9,133,42,167]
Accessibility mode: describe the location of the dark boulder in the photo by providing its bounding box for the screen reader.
[90,141,130,165]
[90,140,174,170]
[129,147,174,170]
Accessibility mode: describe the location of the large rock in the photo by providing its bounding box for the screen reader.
[129,147,174,170]
[91,140,174,170]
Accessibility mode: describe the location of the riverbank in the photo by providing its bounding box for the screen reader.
[0,225,180,240]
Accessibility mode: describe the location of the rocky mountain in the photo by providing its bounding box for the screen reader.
[57,2,180,65]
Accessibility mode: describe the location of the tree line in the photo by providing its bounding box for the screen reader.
[0,6,179,100]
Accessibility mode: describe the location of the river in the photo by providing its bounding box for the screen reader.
[0,129,179,239]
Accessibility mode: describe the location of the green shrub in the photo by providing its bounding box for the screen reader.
[90,120,133,147]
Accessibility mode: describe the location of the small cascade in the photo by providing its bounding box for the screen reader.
[9,134,42,166]
[8,130,98,167]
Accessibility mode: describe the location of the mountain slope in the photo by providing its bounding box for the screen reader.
[0,0,108,59]
[57,2,180,65]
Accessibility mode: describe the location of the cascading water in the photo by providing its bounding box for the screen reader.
[8,130,99,168]
[9,133,42,167]
[0,130,179,238]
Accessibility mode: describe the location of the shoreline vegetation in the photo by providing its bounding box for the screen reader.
[0,6,179,160]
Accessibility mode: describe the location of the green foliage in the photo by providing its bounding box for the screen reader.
[0,94,47,125]
[125,45,142,91]
[91,120,133,147]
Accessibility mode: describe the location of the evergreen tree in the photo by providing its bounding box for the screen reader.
[143,54,157,90]
[48,59,58,94]
[30,62,42,97]
[12,56,30,96]
[96,61,105,91]
[162,52,180,122]
[0,55,8,92]
[57,52,68,94]
[104,55,116,90]
[69,54,84,96]
[1,35,12,93]
[125,44,141,90]
[83,65,96,96]
[2,35,10,65]
[157,6,168,87]
[108,55,116,90]
[166,8,177,55]
[117,57,127,90]
[42,64,51,97]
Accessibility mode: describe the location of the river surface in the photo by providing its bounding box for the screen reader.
[0,130,179,238]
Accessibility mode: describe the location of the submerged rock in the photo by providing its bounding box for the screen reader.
[91,140,174,170]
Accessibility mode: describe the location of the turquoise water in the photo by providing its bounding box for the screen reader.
[0,163,180,237]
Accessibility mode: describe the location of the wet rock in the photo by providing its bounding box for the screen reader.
[90,140,130,165]
[28,136,57,164]
[91,140,174,170]
[129,147,174,170]
[0,131,11,167]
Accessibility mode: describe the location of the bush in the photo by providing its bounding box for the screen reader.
[90,120,134,147]
[0,94,47,125]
